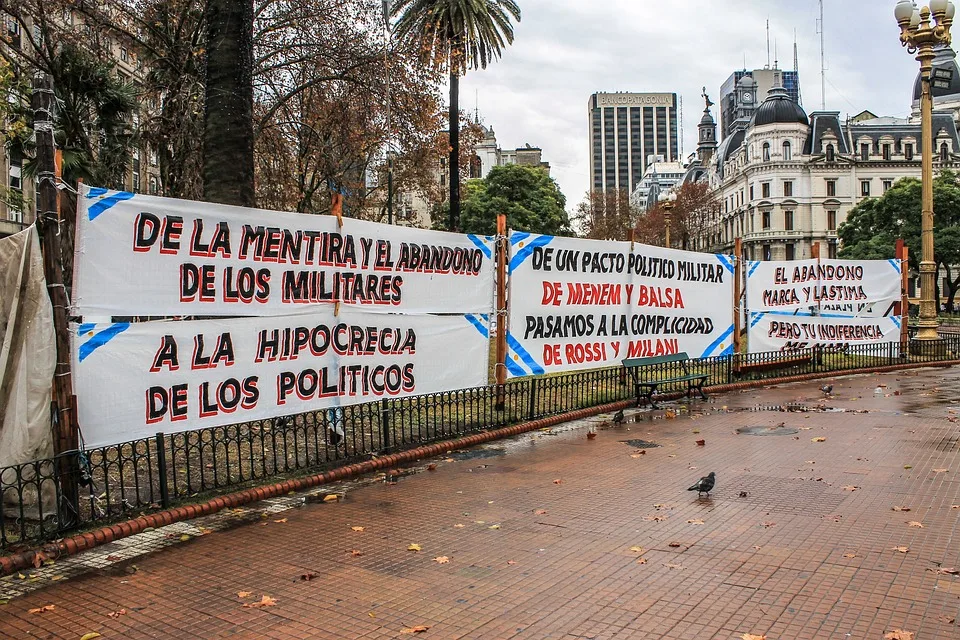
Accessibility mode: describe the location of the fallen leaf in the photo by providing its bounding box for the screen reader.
[645,515,666,522]
[653,503,670,510]
[427,464,437,471]
[108,609,127,618]
[762,522,776,528]
[323,494,339,502]
[843,553,857,558]
[904,465,913,469]
[695,439,705,446]
[242,595,277,609]
[400,626,431,634]
[534,509,548,515]
[893,546,910,553]
[51,575,64,581]
[179,534,192,541]
[933,468,949,473]
[453,524,465,528]
[884,630,915,640]
[629,546,645,553]
[506,560,517,565]
[369,612,376,618]
[752,545,762,550]
[805,460,816,464]
[812,437,826,442]
[930,567,960,575]
[553,479,563,484]
[636,557,648,564]
[586,432,597,440]
[237,591,253,598]
[739,491,748,498]
[273,518,287,524]
[351,526,365,532]
[664,562,683,569]
[938,615,956,624]
[668,541,682,548]
[953,505,960,509]
[665,410,676,419]
[630,453,645,458]
[29,605,55,614]
[842,485,859,491]
[32,552,46,569]
[687,519,705,525]
[907,521,924,528]
[488,524,501,530]
[81,634,103,640]
[741,635,767,640]
[434,556,449,564]
[407,543,422,552]
[300,573,317,581]
[892,506,912,512]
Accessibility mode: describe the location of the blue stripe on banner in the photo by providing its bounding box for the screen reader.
[509,235,554,275]
[888,258,901,274]
[891,316,902,329]
[481,314,489,322]
[719,344,735,357]
[700,324,735,358]
[506,332,545,375]
[510,231,531,246]
[466,234,492,259]
[77,322,96,336]
[505,355,528,377]
[464,314,490,339]
[78,323,130,362]
[750,312,767,328]
[88,191,135,220]
[747,261,761,278]
[86,187,109,198]
[716,254,735,274]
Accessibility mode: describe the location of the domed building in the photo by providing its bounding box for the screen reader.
[688,76,960,262]
[911,45,960,121]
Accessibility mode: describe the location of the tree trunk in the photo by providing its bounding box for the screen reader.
[203,0,255,207]
[448,69,460,231]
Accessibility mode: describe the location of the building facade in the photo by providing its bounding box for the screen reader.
[689,84,960,262]
[471,123,550,179]
[720,67,800,140]
[629,160,685,211]
[588,92,678,195]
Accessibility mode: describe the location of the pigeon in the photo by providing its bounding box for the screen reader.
[612,409,625,424]
[820,384,833,396]
[687,471,716,497]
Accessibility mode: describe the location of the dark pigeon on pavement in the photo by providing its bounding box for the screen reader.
[687,471,716,497]
[612,409,625,424]
[820,384,833,396]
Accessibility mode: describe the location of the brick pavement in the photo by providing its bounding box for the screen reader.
[2,369,960,639]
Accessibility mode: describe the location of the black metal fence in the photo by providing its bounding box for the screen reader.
[3,338,960,552]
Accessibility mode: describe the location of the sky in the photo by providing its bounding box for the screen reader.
[458,0,926,209]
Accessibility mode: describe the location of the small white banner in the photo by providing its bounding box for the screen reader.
[505,232,735,377]
[746,258,901,317]
[72,309,490,448]
[748,312,902,353]
[73,187,495,316]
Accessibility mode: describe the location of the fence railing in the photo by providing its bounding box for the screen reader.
[4,337,960,552]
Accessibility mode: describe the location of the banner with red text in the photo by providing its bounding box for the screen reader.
[72,309,490,448]
[73,187,494,316]
[746,258,901,317]
[505,232,735,377]
[747,312,901,353]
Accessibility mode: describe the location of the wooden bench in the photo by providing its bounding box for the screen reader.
[733,352,814,377]
[622,353,708,409]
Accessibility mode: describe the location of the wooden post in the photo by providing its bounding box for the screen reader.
[495,214,508,410]
[733,238,744,358]
[32,73,79,518]
[897,239,910,352]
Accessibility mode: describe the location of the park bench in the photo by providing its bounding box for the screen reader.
[622,352,708,409]
[733,351,814,377]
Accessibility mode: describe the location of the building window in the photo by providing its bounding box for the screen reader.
[784,210,794,230]
[905,143,914,161]
[149,176,158,195]
[761,182,770,198]
[785,243,796,261]
[762,211,771,229]
[149,149,158,167]
[826,144,835,161]
[749,185,754,200]
[783,181,793,197]
[861,180,871,197]
[860,143,870,161]
[762,244,772,260]
[121,47,128,62]
[883,180,893,193]
[762,142,770,162]
[783,141,792,161]
[828,242,837,259]
[941,142,950,162]
[883,144,891,161]
[826,180,836,197]
[827,210,837,230]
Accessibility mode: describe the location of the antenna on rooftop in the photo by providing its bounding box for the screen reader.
[766,19,771,69]
[794,30,802,106]
[818,0,826,110]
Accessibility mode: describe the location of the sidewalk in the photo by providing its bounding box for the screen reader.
[2,369,960,639]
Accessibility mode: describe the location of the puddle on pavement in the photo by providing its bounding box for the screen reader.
[448,448,507,461]
[620,439,662,449]
[736,425,801,436]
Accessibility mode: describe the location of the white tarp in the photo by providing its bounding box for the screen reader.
[748,312,902,353]
[505,232,735,377]
[747,258,901,317]
[0,226,55,468]
[73,186,495,317]
[72,309,490,448]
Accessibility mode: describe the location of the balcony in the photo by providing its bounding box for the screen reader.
[0,218,29,238]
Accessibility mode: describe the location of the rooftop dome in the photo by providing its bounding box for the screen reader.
[738,75,756,88]
[913,45,960,101]
[752,86,808,127]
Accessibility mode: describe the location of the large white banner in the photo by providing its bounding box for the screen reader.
[748,312,902,353]
[73,187,494,316]
[747,258,901,317]
[72,309,490,448]
[505,232,735,377]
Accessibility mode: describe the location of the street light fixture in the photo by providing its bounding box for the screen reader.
[895,0,955,340]
[660,191,677,248]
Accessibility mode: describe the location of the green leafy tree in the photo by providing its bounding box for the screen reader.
[435,163,570,236]
[838,172,960,310]
[391,0,521,231]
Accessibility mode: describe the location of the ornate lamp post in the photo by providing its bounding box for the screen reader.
[660,191,677,248]
[895,0,955,340]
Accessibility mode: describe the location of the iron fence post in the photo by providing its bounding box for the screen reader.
[528,377,539,421]
[381,399,391,451]
[155,432,170,509]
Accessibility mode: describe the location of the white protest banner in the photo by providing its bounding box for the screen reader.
[748,311,901,353]
[72,309,490,448]
[73,186,494,316]
[505,232,735,377]
[747,258,901,317]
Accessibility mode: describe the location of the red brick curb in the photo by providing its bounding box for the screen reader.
[2,358,956,577]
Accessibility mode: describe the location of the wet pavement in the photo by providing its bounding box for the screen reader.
[2,367,960,639]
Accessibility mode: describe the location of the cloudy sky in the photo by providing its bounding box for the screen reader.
[459,0,926,208]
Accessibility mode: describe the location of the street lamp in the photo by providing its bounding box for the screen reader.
[895,0,955,340]
[660,191,677,248]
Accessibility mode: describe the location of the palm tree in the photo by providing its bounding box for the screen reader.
[391,0,521,231]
